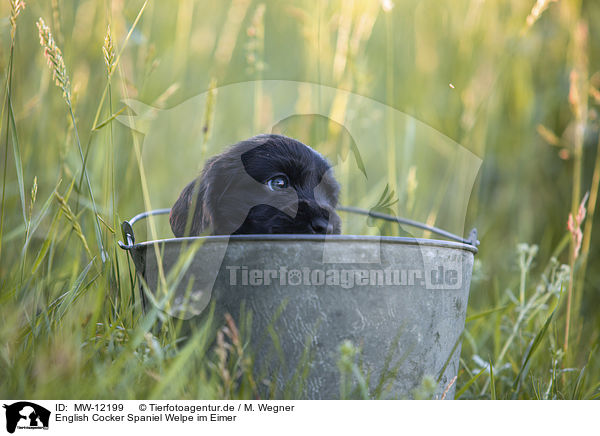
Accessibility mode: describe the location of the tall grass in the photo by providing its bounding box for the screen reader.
[0,0,599,399]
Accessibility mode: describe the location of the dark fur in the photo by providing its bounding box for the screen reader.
[170,134,342,236]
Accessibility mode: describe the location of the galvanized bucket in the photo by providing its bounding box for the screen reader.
[119,207,479,399]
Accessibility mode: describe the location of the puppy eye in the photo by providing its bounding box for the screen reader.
[266,175,289,191]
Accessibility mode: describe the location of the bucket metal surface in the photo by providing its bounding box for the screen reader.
[120,209,478,399]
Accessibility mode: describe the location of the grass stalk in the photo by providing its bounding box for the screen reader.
[1,2,26,264]
[573,130,600,336]
[384,9,397,205]
[75,0,149,214]
[0,48,15,265]
[564,18,588,355]
[2,0,600,402]
[37,18,106,264]
[117,69,168,303]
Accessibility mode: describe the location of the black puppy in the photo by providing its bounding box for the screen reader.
[169,134,342,236]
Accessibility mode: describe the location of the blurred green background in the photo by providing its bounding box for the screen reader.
[1,0,599,399]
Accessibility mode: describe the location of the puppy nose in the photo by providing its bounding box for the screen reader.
[311,217,333,234]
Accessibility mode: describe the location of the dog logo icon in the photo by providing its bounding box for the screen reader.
[3,402,50,433]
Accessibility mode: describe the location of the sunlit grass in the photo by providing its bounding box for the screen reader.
[0,0,599,399]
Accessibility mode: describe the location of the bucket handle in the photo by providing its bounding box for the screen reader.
[118,207,479,250]
[336,206,479,247]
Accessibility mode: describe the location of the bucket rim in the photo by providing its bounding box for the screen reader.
[124,234,478,254]
[118,207,479,254]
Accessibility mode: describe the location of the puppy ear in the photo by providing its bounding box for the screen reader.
[170,153,227,236]
[169,178,206,237]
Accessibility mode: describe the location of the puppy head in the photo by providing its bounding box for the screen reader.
[170,134,342,236]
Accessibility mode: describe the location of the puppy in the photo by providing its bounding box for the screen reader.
[169,134,342,236]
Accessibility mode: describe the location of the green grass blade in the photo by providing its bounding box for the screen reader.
[571,366,587,400]
[54,259,95,322]
[92,106,127,130]
[572,345,596,399]
[512,307,556,392]
[455,367,486,399]
[30,209,60,275]
[148,310,214,398]
[22,179,62,257]
[67,106,106,263]
[489,358,496,399]
[8,99,25,224]
[466,305,512,323]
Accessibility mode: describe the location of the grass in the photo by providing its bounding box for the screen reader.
[1,0,600,399]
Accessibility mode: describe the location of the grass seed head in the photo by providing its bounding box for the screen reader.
[526,0,558,28]
[29,176,37,219]
[567,192,589,259]
[37,17,71,103]
[10,1,26,39]
[54,191,92,259]
[103,25,116,76]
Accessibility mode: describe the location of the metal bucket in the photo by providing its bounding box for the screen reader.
[119,208,479,399]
